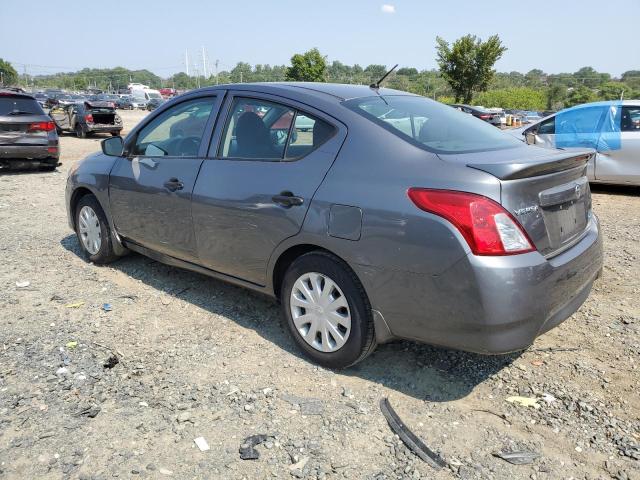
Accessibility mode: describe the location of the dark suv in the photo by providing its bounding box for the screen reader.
[50,101,123,138]
[0,89,60,171]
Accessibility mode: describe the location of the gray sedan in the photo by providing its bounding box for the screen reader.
[65,83,603,368]
[511,100,640,186]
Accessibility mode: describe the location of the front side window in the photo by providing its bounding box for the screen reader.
[219,97,335,160]
[537,117,555,135]
[132,97,215,157]
[344,96,522,154]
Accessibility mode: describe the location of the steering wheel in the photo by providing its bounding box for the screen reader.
[176,136,201,156]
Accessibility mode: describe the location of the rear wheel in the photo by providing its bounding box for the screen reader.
[75,195,119,264]
[75,123,86,138]
[281,251,376,369]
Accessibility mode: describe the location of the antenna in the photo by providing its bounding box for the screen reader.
[370,64,398,90]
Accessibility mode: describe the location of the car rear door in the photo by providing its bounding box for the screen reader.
[191,92,346,285]
[108,94,223,262]
[595,105,640,184]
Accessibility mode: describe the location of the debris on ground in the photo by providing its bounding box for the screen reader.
[193,437,210,452]
[379,397,447,469]
[239,434,272,460]
[492,450,540,465]
[15,280,30,288]
[102,303,113,312]
[103,354,119,369]
[505,396,540,409]
[64,301,85,308]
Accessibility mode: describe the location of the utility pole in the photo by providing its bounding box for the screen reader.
[240,71,243,83]
[185,49,190,76]
[202,46,207,79]
[215,59,219,85]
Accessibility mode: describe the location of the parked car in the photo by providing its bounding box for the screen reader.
[146,97,164,111]
[449,104,502,125]
[66,83,603,368]
[50,101,122,138]
[115,96,135,110]
[0,89,59,170]
[509,100,640,185]
[33,92,49,108]
[521,111,543,124]
[131,98,148,110]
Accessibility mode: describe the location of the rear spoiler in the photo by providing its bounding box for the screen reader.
[468,149,594,180]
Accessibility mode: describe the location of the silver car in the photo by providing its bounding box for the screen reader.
[511,100,640,185]
[65,83,603,368]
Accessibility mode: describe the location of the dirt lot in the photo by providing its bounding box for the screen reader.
[0,110,638,480]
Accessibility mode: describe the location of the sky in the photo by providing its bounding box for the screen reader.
[2,0,639,78]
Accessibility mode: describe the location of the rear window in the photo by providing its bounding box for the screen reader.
[0,96,45,116]
[343,96,522,154]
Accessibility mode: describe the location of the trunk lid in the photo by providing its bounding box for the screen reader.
[0,114,51,146]
[439,145,595,257]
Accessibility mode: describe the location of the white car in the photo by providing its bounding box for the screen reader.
[508,100,640,186]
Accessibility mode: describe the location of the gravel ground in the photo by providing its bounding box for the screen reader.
[0,110,638,480]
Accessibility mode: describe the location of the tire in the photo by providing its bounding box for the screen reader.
[75,195,119,264]
[280,251,376,369]
[111,132,120,137]
[40,164,57,172]
[75,123,86,138]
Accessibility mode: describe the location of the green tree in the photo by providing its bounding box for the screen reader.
[435,34,507,103]
[598,82,629,100]
[474,87,546,110]
[0,58,19,86]
[574,66,610,88]
[566,86,597,107]
[285,48,327,82]
[546,84,567,110]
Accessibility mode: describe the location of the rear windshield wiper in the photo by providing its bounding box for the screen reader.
[7,110,37,116]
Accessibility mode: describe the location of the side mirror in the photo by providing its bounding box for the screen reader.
[101,136,124,156]
[525,131,536,145]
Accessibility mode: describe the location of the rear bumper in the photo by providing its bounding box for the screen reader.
[84,124,121,133]
[363,215,603,353]
[0,144,59,160]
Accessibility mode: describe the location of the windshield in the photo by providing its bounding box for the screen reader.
[0,97,45,115]
[344,96,522,154]
[148,92,161,99]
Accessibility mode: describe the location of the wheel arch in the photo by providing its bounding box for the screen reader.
[69,186,96,230]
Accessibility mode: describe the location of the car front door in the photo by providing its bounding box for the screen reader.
[191,92,346,285]
[108,94,222,262]
[595,105,640,184]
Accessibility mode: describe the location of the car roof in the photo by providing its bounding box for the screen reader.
[197,82,411,102]
[0,89,35,99]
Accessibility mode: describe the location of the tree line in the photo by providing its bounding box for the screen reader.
[2,35,638,111]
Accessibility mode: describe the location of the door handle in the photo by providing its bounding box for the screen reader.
[272,191,304,208]
[163,178,184,192]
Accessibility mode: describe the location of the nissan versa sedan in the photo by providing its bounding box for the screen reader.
[65,83,603,368]
[511,100,640,186]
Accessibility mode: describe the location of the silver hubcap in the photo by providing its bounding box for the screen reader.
[290,272,351,353]
[78,206,102,255]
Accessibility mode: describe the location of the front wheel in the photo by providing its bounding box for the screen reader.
[281,251,376,369]
[75,195,119,264]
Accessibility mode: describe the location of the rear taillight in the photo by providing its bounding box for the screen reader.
[407,188,535,256]
[28,121,55,132]
[479,114,491,119]
[85,114,94,123]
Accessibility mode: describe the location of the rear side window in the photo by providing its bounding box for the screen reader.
[344,96,522,154]
[0,96,45,116]
[219,97,335,160]
[556,106,605,134]
[621,106,640,132]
